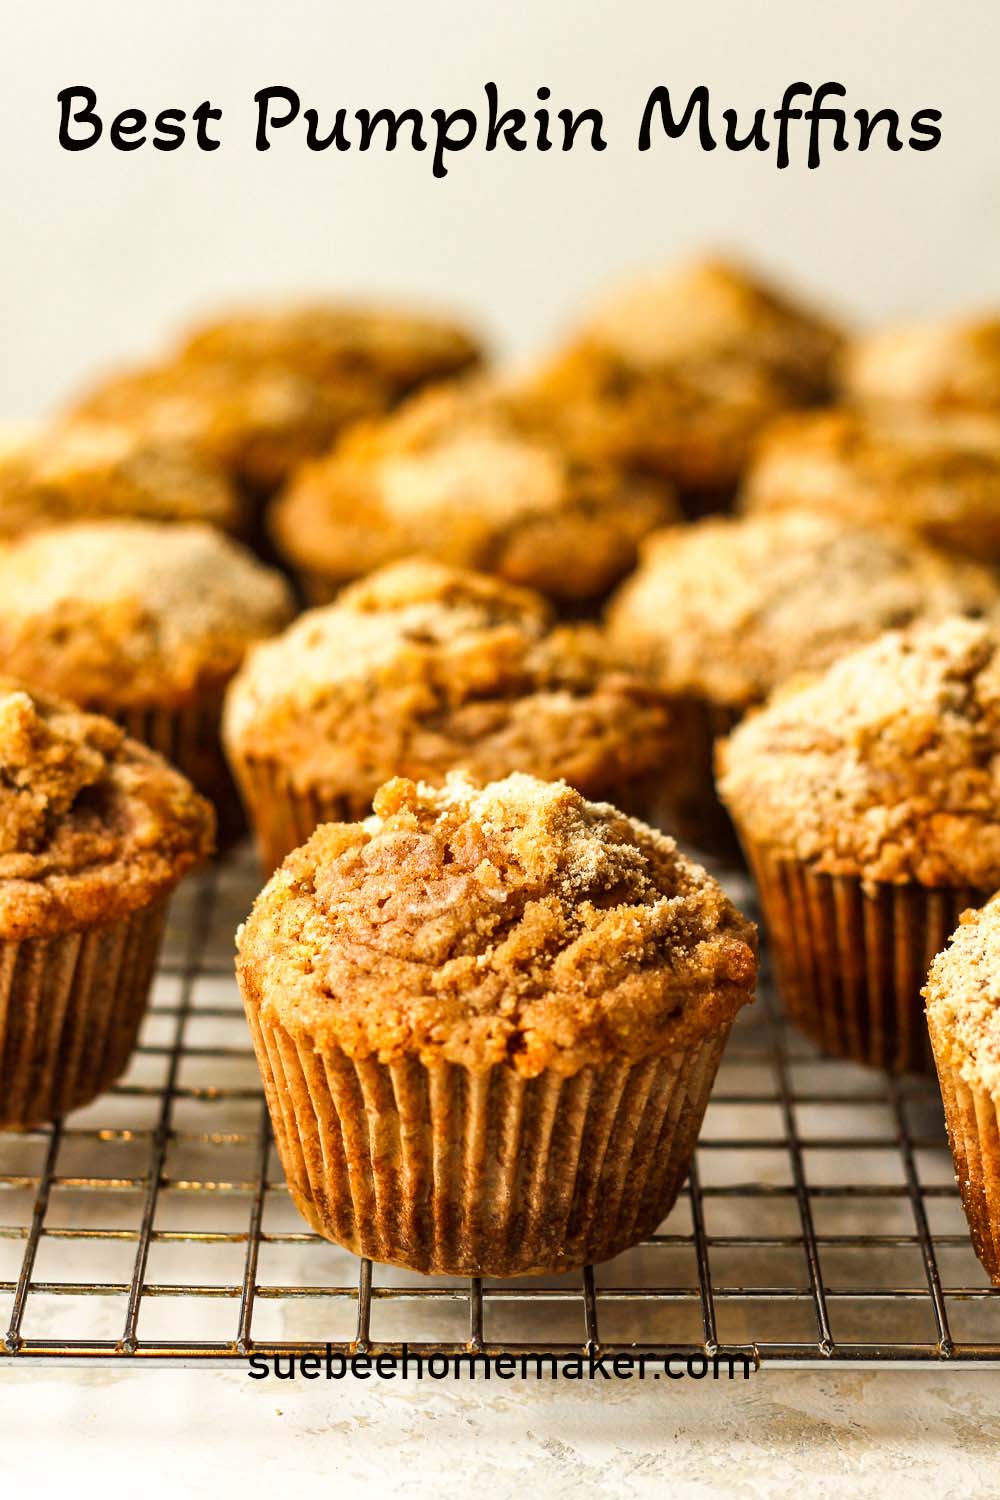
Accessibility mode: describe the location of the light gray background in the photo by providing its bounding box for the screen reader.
[2,0,998,418]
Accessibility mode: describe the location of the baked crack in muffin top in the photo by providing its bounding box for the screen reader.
[236,772,756,1074]
[0,682,214,937]
[606,511,1000,710]
[842,315,1000,414]
[717,617,1000,887]
[924,895,1000,1100]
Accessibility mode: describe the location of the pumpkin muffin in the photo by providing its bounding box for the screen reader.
[535,256,843,513]
[268,379,675,607]
[924,896,1000,1285]
[0,521,294,838]
[223,557,679,870]
[741,406,1000,561]
[718,617,1000,1073]
[606,512,1000,851]
[70,301,483,498]
[236,771,756,1275]
[0,682,213,1127]
[0,419,242,538]
[842,314,1000,415]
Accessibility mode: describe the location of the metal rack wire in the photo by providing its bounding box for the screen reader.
[2,846,998,1370]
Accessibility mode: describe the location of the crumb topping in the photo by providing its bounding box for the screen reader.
[842,316,1000,414]
[607,512,1000,709]
[924,895,1000,1100]
[235,772,756,1074]
[717,617,1000,887]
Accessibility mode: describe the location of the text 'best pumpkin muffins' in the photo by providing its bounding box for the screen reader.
[236,772,756,1276]
[924,896,1000,1285]
[605,511,1000,855]
[268,379,675,607]
[223,557,679,870]
[0,683,213,1128]
[718,617,1000,1074]
[0,521,294,841]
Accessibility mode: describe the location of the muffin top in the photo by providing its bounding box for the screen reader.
[71,301,482,493]
[0,521,295,709]
[924,895,1000,1100]
[0,420,242,537]
[236,771,756,1075]
[223,557,677,803]
[0,682,214,937]
[842,315,1000,414]
[741,407,1000,553]
[606,512,1000,710]
[269,380,674,601]
[717,617,1000,888]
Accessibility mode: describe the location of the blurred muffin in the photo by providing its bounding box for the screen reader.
[842,314,1000,415]
[223,557,678,870]
[0,682,213,1127]
[606,512,1000,853]
[0,521,294,838]
[924,896,1000,1285]
[718,618,1000,1073]
[236,770,756,1275]
[0,419,242,537]
[536,257,843,513]
[70,301,483,497]
[741,407,1000,561]
[269,379,675,607]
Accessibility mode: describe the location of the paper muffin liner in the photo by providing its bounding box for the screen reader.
[244,1002,732,1276]
[927,1036,1000,1285]
[226,753,375,872]
[745,842,984,1073]
[114,696,244,849]
[619,698,741,860]
[0,899,168,1129]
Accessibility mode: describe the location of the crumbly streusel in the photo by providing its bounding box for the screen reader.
[842,315,1000,414]
[924,895,1000,1100]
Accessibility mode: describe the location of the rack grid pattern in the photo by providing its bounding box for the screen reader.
[2,848,999,1370]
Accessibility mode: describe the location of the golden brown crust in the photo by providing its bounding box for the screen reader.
[235,771,756,1076]
[924,895,1000,1101]
[223,557,678,805]
[741,407,1000,557]
[268,380,675,602]
[0,420,242,537]
[717,617,1000,888]
[0,681,214,938]
[0,521,294,711]
[606,512,1000,709]
[842,316,1000,414]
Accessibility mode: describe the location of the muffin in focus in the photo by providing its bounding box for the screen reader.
[718,617,1000,1073]
[70,301,483,498]
[269,379,675,607]
[0,420,242,538]
[741,407,1000,561]
[924,896,1000,1285]
[841,313,1000,415]
[535,256,843,514]
[0,682,213,1127]
[223,557,679,870]
[0,521,294,838]
[606,512,1000,853]
[236,771,756,1275]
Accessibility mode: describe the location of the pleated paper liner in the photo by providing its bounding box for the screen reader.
[113,695,244,850]
[928,1030,1000,1286]
[244,1002,731,1276]
[746,842,986,1074]
[226,754,375,873]
[0,899,167,1129]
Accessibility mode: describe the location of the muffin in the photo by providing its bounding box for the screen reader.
[223,557,679,870]
[0,419,242,538]
[0,521,294,838]
[606,512,1000,853]
[924,896,1000,1284]
[236,771,756,1275]
[535,256,843,513]
[0,682,213,1127]
[718,618,1000,1073]
[741,407,1000,562]
[842,314,1000,415]
[269,379,675,608]
[70,301,483,498]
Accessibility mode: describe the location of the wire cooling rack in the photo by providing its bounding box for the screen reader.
[1,845,999,1371]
